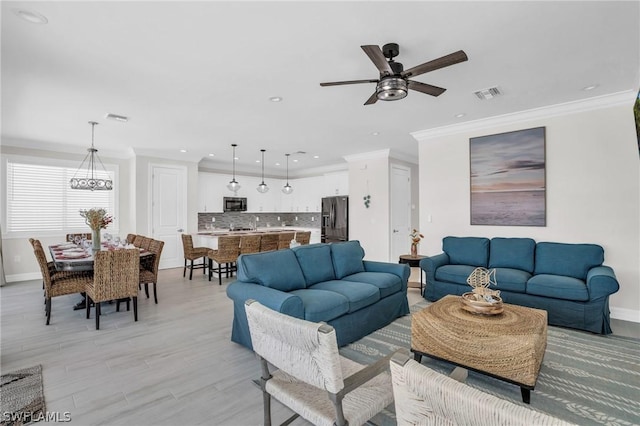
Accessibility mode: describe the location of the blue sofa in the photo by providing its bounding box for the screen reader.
[420,236,620,334]
[227,240,410,350]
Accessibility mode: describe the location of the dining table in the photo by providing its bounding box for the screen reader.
[48,242,155,310]
[48,242,154,272]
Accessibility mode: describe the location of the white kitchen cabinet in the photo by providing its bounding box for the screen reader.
[198,172,228,212]
[323,171,349,196]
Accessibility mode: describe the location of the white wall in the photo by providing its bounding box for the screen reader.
[415,95,640,321]
[346,151,391,262]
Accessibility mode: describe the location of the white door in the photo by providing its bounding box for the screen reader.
[152,165,187,269]
[390,165,411,261]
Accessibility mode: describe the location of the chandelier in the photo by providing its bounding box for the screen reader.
[282,153,293,195]
[69,121,113,191]
[256,149,269,193]
[227,143,241,193]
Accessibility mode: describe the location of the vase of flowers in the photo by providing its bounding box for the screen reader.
[410,229,424,256]
[79,208,113,251]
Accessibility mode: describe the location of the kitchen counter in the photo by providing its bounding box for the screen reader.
[194,227,321,249]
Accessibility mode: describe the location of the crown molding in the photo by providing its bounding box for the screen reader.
[411,90,637,141]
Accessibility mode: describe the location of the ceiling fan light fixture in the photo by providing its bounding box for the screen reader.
[376,77,408,101]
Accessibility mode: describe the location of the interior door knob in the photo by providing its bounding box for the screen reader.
[177,228,184,232]
[393,229,399,233]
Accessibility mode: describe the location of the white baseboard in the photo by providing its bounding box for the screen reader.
[5,272,41,283]
[611,307,640,323]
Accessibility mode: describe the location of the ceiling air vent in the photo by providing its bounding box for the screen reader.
[474,87,502,100]
[105,113,129,122]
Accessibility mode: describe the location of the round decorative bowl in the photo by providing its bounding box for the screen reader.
[461,291,504,315]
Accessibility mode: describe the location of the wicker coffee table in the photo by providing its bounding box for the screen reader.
[411,295,548,403]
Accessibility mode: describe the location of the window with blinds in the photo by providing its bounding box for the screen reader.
[6,160,117,234]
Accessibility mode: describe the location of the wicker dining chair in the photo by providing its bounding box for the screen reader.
[277,232,295,250]
[86,249,140,330]
[259,233,279,252]
[139,239,164,304]
[240,234,261,255]
[295,231,311,246]
[245,300,394,426]
[133,234,145,248]
[139,236,152,250]
[31,239,93,325]
[208,235,241,285]
[126,233,137,245]
[181,234,208,280]
[389,348,572,426]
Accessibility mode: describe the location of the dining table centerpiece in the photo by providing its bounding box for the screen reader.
[410,228,424,256]
[79,208,113,251]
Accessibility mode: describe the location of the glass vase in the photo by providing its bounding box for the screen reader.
[411,242,418,256]
[92,229,101,251]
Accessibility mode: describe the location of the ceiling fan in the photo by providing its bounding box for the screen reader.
[320,43,468,105]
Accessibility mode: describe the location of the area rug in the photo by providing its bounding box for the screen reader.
[339,302,640,426]
[0,365,45,426]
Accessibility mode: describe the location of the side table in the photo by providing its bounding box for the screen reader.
[399,254,426,295]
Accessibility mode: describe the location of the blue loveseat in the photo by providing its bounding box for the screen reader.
[226,240,410,350]
[420,237,620,334]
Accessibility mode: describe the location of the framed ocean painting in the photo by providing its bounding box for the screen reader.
[470,127,546,226]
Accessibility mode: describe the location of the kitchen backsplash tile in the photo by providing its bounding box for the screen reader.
[198,212,320,230]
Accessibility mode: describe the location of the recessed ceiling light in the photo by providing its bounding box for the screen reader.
[208,153,215,157]
[275,162,281,166]
[12,9,48,24]
[234,156,239,160]
[180,149,187,153]
[313,155,319,159]
[372,132,380,136]
[293,159,298,163]
[269,96,283,102]
[454,113,466,118]
[255,160,261,163]
[105,113,129,122]
[582,84,598,91]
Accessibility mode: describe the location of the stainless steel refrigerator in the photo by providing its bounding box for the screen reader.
[321,196,349,243]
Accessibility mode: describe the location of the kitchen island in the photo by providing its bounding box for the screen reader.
[194,227,320,249]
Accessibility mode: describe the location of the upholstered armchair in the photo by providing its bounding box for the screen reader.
[245,300,394,426]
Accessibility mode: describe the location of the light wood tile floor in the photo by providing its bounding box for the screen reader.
[1,267,636,425]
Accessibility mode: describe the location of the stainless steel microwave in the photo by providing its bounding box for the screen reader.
[223,197,247,212]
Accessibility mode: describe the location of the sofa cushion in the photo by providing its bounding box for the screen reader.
[309,280,380,313]
[443,237,490,267]
[292,244,335,286]
[489,238,536,273]
[534,242,604,280]
[341,272,402,299]
[237,250,306,292]
[435,264,478,286]
[330,240,365,279]
[493,268,530,293]
[289,289,349,322]
[527,274,589,301]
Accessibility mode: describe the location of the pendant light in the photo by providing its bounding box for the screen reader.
[227,144,241,193]
[282,153,293,195]
[70,121,113,191]
[256,149,269,193]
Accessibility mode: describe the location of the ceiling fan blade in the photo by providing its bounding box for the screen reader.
[361,45,393,76]
[364,92,378,105]
[320,79,378,87]
[408,80,447,97]
[402,50,468,78]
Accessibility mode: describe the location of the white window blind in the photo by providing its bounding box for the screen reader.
[6,160,116,233]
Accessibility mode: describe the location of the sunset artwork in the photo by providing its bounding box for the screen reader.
[470,127,546,226]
